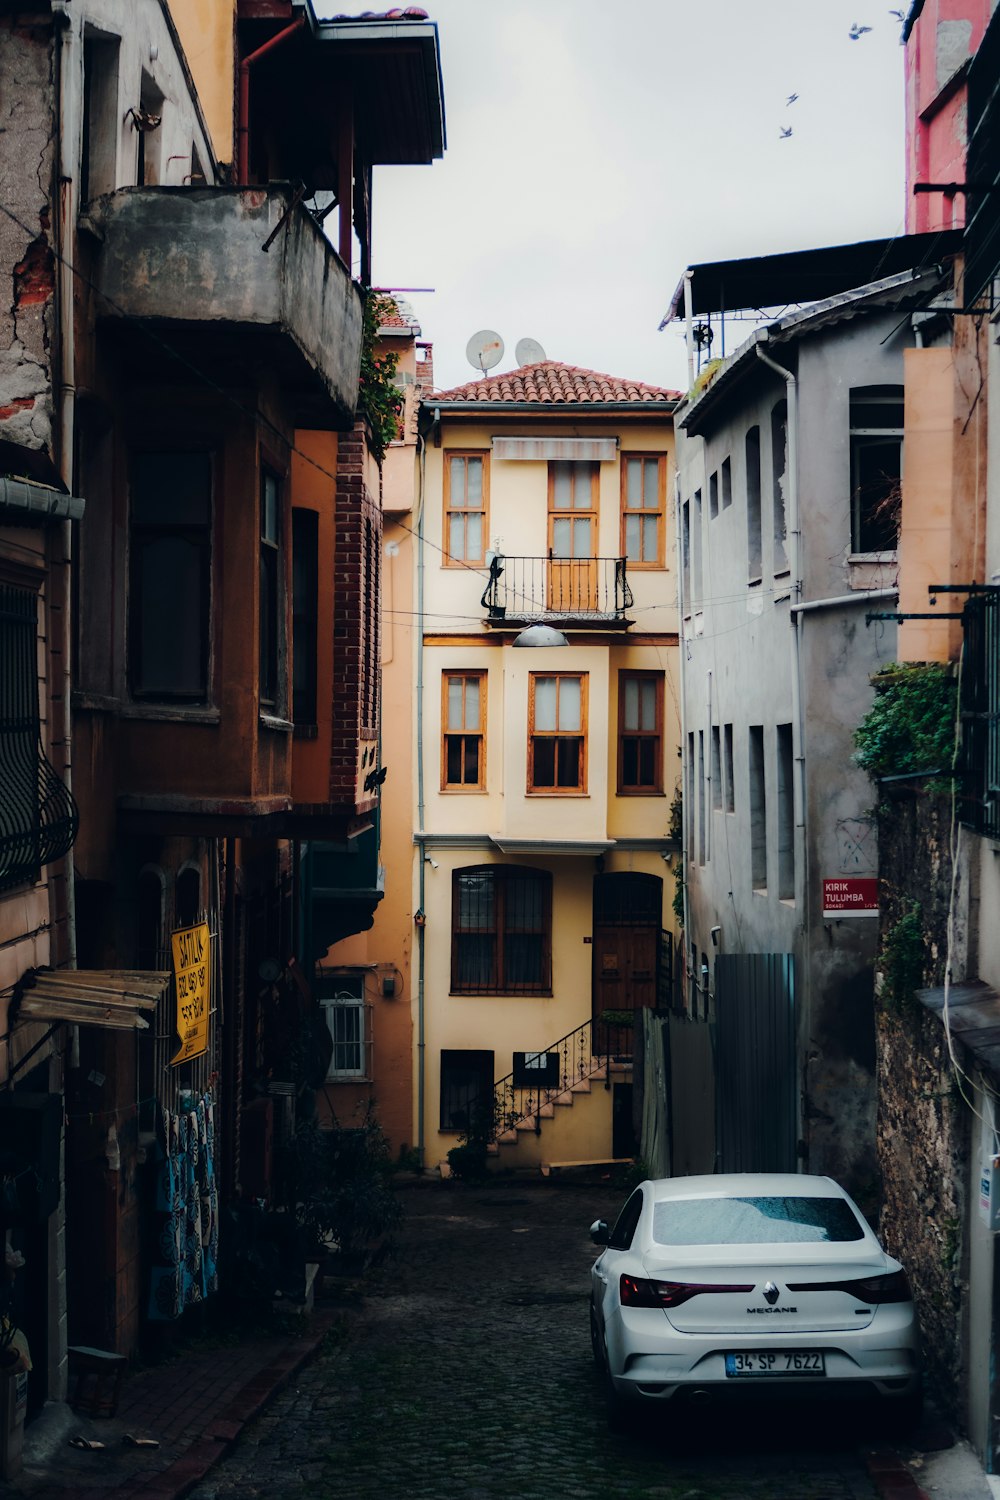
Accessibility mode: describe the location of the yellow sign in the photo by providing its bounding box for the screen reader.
[170,922,211,1065]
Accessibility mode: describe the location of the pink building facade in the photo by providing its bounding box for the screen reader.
[904,0,993,232]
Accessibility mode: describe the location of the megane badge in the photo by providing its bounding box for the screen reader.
[763,1281,780,1305]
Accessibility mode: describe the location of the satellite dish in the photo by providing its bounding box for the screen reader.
[515,337,547,366]
[466,330,504,373]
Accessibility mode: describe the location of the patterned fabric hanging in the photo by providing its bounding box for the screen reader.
[147,1089,219,1321]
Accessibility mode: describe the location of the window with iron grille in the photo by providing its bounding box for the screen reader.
[961,590,1000,840]
[316,973,370,1079]
[451,866,552,994]
[0,583,78,893]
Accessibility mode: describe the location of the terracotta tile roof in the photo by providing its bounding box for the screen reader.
[376,295,421,335]
[431,361,680,405]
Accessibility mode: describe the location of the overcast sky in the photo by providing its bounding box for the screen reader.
[363,0,907,394]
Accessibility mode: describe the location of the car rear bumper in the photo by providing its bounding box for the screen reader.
[611,1344,920,1404]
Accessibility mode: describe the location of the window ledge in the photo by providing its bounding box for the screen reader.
[450,991,553,1000]
[260,714,294,733]
[121,703,220,725]
[848,552,898,590]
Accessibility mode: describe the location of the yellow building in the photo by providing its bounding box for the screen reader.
[411,361,681,1174]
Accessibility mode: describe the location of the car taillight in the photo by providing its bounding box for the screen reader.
[787,1269,913,1303]
[619,1275,754,1308]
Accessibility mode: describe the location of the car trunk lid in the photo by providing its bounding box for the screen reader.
[640,1246,892,1333]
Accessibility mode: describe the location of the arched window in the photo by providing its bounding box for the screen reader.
[175,865,201,927]
[451,865,551,994]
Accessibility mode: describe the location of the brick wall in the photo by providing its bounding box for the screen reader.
[330,422,382,807]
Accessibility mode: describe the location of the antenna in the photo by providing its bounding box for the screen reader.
[515,337,546,366]
[465,330,504,373]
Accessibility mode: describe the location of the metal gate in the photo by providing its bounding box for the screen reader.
[715,953,796,1172]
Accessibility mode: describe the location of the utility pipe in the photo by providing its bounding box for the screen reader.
[54,0,77,972]
[414,420,431,1165]
[790,587,897,616]
[683,270,695,390]
[673,468,692,1006]
[755,341,807,1170]
[237,17,305,183]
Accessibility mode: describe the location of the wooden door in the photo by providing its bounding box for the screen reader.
[548,462,598,611]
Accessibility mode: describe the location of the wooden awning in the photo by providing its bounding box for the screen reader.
[14,970,171,1031]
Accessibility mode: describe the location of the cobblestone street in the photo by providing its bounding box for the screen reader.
[188,1178,885,1500]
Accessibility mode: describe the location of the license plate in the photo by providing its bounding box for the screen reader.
[725,1350,826,1377]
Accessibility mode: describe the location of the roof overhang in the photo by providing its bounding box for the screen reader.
[240,3,445,167]
[916,978,1000,1074]
[14,970,171,1031]
[490,836,616,857]
[660,230,963,328]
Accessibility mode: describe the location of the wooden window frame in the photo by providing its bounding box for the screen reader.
[527,672,588,795]
[441,671,487,791]
[450,866,552,996]
[443,451,489,566]
[620,453,666,569]
[259,463,283,711]
[617,670,664,795]
[548,461,599,556]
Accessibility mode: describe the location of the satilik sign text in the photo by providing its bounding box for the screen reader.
[170,921,211,1064]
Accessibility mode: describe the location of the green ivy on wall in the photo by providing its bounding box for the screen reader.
[357,292,404,465]
[853,662,957,782]
[878,903,925,1015]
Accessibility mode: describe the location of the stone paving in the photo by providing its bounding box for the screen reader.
[188,1178,884,1500]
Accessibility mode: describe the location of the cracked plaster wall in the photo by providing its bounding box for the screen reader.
[0,17,56,455]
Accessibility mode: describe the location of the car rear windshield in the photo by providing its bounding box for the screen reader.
[652,1196,866,1246]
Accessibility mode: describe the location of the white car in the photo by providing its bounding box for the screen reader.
[589,1172,921,1430]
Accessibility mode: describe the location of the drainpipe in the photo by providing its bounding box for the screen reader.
[683,271,696,390]
[237,17,305,183]
[414,419,433,1165]
[755,345,803,903]
[755,341,805,1169]
[673,468,691,997]
[54,0,77,972]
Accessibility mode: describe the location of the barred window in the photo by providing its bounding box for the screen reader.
[0,583,77,892]
[316,973,370,1079]
[451,866,551,994]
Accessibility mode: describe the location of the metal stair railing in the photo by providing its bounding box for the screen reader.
[474,1014,634,1146]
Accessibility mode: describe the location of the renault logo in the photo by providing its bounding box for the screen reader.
[763,1281,780,1305]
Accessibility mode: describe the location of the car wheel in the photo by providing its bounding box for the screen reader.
[884,1384,923,1437]
[589,1302,603,1370]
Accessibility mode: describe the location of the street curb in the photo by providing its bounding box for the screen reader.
[866,1451,930,1500]
[128,1311,339,1500]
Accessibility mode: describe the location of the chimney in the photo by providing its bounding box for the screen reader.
[416,341,434,395]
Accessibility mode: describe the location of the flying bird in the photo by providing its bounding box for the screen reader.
[849,22,873,38]
[779,125,793,139]
[786,93,799,106]
[889,8,905,19]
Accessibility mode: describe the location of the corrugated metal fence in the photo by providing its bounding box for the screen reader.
[715,953,796,1173]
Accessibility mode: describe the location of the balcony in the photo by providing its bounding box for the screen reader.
[480,554,633,627]
[87,187,362,428]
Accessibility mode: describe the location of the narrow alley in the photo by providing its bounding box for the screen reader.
[188,1180,883,1500]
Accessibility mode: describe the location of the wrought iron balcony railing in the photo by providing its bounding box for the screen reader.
[459,1014,634,1148]
[480,553,633,624]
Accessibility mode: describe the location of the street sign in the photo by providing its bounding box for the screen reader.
[822,878,878,918]
[170,921,211,1064]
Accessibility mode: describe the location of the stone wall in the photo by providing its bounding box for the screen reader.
[875,783,973,1415]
